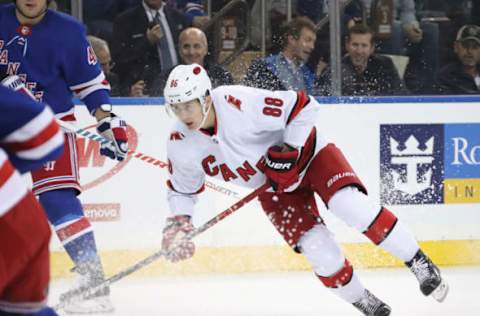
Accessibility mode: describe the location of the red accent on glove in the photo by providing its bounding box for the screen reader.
[161,215,195,263]
[96,113,129,161]
[264,145,300,192]
[112,126,128,142]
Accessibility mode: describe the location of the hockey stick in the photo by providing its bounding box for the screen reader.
[56,120,240,199]
[54,182,270,310]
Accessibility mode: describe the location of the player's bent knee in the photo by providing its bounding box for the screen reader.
[299,224,345,277]
[328,186,381,232]
[39,188,84,225]
[328,187,398,245]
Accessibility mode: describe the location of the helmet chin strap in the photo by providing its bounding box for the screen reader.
[196,97,211,131]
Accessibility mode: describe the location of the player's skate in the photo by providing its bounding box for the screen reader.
[406,249,449,302]
[63,262,114,314]
[352,289,391,316]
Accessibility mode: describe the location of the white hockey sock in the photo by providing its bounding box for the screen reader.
[329,186,420,262]
[330,271,365,303]
[378,220,419,262]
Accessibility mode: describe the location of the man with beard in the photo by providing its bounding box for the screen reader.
[434,24,480,94]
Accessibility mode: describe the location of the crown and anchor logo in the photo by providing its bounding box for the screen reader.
[389,135,435,195]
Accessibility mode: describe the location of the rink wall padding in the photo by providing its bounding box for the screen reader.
[50,96,480,278]
[50,240,480,278]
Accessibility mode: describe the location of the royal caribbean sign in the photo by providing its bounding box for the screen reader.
[380,123,480,205]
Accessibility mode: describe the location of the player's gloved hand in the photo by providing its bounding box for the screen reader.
[161,215,195,263]
[96,113,128,161]
[264,145,300,193]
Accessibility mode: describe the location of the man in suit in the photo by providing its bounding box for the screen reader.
[111,0,191,96]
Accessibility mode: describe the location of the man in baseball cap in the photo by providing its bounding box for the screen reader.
[433,24,480,94]
[456,24,480,46]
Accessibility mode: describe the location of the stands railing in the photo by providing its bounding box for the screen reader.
[316,0,356,31]
[70,0,82,21]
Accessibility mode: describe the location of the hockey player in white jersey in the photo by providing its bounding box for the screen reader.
[161,64,448,316]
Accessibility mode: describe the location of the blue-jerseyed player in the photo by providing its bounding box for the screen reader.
[0,84,63,316]
[0,1,129,313]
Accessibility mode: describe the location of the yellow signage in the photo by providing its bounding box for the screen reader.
[444,179,480,203]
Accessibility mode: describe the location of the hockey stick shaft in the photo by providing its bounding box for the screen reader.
[55,182,270,310]
[56,120,240,199]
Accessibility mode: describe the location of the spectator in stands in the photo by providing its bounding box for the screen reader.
[115,0,142,14]
[249,0,289,53]
[362,0,439,95]
[83,0,116,42]
[166,0,209,28]
[297,0,365,79]
[88,35,124,97]
[111,0,190,96]
[153,27,233,94]
[319,24,405,96]
[434,24,480,94]
[296,0,364,27]
[85,1,209,43]
[243,17,322,95]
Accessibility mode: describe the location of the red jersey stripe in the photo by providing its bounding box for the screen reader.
[286,91,310,125]
[56,217,91,242]
[6,119,60,152]
[0,160,15,187]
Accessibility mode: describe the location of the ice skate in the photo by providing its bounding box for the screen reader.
[352,289,391,316]
[63,264,114,314]
[407,250,449,302]
[63,295,114,315]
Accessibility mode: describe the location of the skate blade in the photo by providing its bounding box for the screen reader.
[63,296,114,314]
[63,305,114,315]
[431,279,449,302]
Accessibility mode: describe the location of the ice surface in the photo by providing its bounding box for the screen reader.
[51,267,480,316]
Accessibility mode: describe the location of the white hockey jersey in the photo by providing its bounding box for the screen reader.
[166,85,328,217]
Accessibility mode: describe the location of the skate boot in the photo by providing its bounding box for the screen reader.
[352,289,391,316]
[63,262,114,314]
[406,249,449,302]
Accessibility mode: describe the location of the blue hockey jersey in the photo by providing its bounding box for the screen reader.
[0,85,63,217]
[0,4,111,119]
[0,85,63,174]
